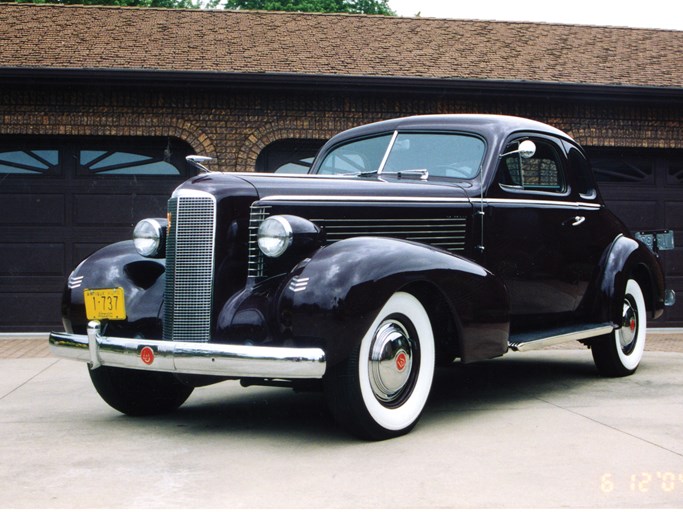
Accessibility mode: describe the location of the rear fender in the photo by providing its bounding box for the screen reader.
[62,241,166,336]
[276,237,510,366]
[587,235,665,324]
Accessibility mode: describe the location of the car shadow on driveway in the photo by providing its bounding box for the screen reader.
[429,350,599,409]
[103,350,602,441]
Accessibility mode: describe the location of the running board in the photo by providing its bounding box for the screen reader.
[508,324,614,352]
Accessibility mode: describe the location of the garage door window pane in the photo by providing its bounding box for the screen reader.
[0,150,59,175]
[591,155,653,183]
[667,159,683,185]
[79,150,180,175]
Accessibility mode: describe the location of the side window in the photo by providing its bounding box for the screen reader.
[563,141,597,199]
[498,138,566,193]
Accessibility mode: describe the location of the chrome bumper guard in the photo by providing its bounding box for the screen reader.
[49,321,326,380]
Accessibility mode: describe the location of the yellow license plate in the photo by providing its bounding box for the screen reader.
[84,288,127,320]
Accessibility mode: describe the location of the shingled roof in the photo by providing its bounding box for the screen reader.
[1,3,682,90]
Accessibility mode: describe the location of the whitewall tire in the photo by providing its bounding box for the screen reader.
[324,291,435,440]
[591,279,647,377]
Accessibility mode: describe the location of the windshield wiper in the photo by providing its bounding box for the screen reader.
[392,169,429,180]
[356,169,379,177]
[355,169,429,180]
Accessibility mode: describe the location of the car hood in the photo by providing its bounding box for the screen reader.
[175,172,476,204]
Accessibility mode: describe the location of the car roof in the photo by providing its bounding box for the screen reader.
[326,114,571,142]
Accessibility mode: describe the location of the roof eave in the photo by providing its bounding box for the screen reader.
[1,67,681,104]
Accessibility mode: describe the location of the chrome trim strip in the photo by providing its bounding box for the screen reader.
[485,198,601,209]
[288,276,309,292]
[259,195,602,209]
[67,275,84,290]
[49,322,326,380]
[509,325,613,352]
[171,188,218,200]
[577,202,603,209]
[260,195,472,204]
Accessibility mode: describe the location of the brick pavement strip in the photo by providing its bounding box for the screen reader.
[0,336,51,358]
[0,331,681,359]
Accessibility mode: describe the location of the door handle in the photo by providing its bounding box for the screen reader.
[566,216,586,227]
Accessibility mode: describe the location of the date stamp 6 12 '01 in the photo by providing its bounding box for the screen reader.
[601,472,683,494]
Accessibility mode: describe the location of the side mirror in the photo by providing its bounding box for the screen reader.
[518,140,536,159]
[500,140,536,159]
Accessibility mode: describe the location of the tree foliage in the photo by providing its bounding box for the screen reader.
[217,0,395,14]
[13,0,395,12]
[15,0,209,7]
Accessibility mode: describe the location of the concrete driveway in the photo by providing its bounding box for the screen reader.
[1,338,682,508]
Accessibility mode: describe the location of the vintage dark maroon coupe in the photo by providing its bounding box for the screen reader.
[50,115,675,439]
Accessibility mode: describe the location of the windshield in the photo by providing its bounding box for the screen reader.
[316,132,485,180]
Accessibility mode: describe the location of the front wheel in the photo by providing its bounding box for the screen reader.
[89,366,194,416]
[324,292,435,440]
[591,279,647,377]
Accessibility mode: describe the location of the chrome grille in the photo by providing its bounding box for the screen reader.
[247,204,270,279]
[313,217,468,253]
[163,192,216,341]
[247,210,468,280]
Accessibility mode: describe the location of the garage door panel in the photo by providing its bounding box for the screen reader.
[0,243,64,276]
[0,292,62,330]
[73,194,170,226]
[0,194,64,225]
[658,275,683,326]
[660,249,682,276]
[0,276,65,293]
[603,199,659,230]
[664,201,683,229]
[0,136,192,331]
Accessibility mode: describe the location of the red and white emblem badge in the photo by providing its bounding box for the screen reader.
[395,351,408,372]
[140,346,155,365]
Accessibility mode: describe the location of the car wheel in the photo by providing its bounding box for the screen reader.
[324,291,435,440]
[591,279,647,377]
[89,366,194,416]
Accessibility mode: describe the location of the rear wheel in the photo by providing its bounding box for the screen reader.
[591,279,647,377]
[324,292,435,440]
[89,366,194,416]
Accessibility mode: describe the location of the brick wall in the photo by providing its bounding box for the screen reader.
[2,84,682,170]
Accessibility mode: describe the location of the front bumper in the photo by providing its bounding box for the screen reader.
[49,321,327,379]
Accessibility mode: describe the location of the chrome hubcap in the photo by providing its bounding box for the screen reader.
[618,297,638,353]
[368,320,414,403]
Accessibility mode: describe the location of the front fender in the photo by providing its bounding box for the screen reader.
[587,235,666,324]
[276,237,510,366]
[62,241,166,336]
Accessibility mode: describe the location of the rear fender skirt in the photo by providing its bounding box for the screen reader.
[62,241,166,336]
[276,237,510,366]
[586,235,665,324]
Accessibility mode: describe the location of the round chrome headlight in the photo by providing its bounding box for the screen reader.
[257,216,293,258]
[133,218,165,257]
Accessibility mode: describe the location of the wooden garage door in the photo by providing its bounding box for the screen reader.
[589,147,683,327]
[0,136,194,332]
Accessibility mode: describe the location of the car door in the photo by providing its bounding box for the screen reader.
[483,134,588,328]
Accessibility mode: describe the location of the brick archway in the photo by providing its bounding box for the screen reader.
[235,120,339,173]
[0,113,216,158]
